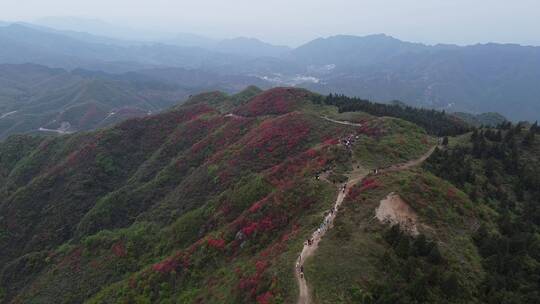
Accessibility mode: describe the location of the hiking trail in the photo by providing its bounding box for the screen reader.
[321,115,363,127]
[295,143,437,304]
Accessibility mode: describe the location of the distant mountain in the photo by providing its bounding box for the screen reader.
[164,32,218,48]
[34,16,174,42]
[0,64,269,139]
[1,24,540,121]
[0,24,244,71]
[289,35,540,121]
[215,37,290,57]
[17,22,145,47]
[289,34,430,67]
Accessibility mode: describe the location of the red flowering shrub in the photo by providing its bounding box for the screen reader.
[348,178,381,200]
[247,114,310,152]
[234,87,310,117]
[111,241,127,258]
[357,125,382,137]
[257,291,273,304]
[323,138,339,145]
[242,222,259,236]
[237,259,271,300]
[152,257,179,273]
[207,237,226,250]
[447,188,456,198]
[249,198,266,213]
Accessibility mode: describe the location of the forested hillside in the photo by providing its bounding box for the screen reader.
[0,87,537,304]
[0,87,437,303]
[0,64,267,139]
[424,122,540,303]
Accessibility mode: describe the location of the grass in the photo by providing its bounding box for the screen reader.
[306,169,487,304]
[352,117,436,169]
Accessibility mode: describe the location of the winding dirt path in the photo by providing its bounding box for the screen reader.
[295,144,437,304]
[321,116,363,127]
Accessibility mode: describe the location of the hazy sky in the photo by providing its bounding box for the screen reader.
[2,0,539,46]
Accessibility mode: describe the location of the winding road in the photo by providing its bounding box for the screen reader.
[295,141,437,304]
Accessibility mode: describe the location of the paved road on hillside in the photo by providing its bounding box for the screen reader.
[295,143,437,304]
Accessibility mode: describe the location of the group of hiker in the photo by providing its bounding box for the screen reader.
[341,133,360,149]
[296,258,305,278]
[297,203,340,280]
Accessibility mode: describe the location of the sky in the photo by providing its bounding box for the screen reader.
[1,0,539,46]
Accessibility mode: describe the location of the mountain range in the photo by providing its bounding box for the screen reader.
[0,63,269,139]
[0,22,539,121]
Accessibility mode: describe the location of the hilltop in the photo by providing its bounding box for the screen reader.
[0,87,538,303]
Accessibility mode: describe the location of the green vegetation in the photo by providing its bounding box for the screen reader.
[425,122,540,303]
[324,94,471,136]
[0,86,534,304]
[352,117,435,168]
[307,169,485,303]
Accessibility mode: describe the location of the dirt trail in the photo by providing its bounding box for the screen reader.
[295,144,437,304]
[321,116,363,127]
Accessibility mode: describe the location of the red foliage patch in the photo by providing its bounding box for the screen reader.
[247,115,310,153]
[348,178,381,200]
[152,257,179,273]
[234,87,310,117]
[249,198,267,213]
[207,237,226,250]
[257,291,273,304]
[323,138,339,145]
[242,222,259,236]
[237,259,271,300]
[447,188,457,199]
[58,247,83,271]
[111,241,127,258]
[357,125,382,137]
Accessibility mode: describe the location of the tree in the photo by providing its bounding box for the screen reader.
[442,136,449,146]
[523,129,535,146]
[428,244,443,265]
[441,273,460,298]
[531,121,539,133]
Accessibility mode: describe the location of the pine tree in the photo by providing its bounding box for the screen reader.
[523,129,535,146]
